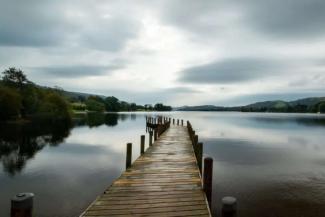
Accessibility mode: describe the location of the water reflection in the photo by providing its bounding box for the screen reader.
[0,113,138,176]
[1,112,325,217]
[252,114,325,127]
[73,112,137,128]
[0,120,72,176]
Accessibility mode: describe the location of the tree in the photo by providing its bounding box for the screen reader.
[154,103,172,111]
[119,101,130,111]
[88,95,105,104]
[144,104,153,111]
[0,86,22,121]
[21,84,42,114]
[39,92,71,119]
[2,67,29,90]
[130,103,137,111]
[85,98,105,112]
[105,96,120,111]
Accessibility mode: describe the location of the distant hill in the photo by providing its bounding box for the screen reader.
[175,105,225,111]
[175,105,241,112]
[62,90,105,100]
[176,97,325,113]
[289,97,325,107]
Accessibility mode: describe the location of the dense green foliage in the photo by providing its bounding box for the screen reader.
[2,67,29,89]
[154,103,172,111]
[0,68,71,121]
[1,67,172,119]
[72,95,171,112]
[85,98,105,112]
[0,86,21,120]
[105,96,120,111]
[39,93,71,119]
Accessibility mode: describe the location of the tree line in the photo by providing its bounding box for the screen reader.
[0,67,172,122]
[70,95,172,113]
[0,68,71,121]
[241,103,325,113]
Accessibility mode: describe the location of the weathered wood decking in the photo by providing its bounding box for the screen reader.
[80,125,212,217]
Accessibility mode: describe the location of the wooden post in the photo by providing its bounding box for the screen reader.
[181,120,183,126]
[11,193,34,217]
[126,143,132,169]
[154,128,158,141]
[193,135,198,161]
[197,142,203,174]
[191,130,195,142]
[140,135,145,154]
[177,119,179,125]
[222,197,237,217]
[194,135,198,146]
[203,157,213,209]
[173,119,175,125]
[149,131,153,146]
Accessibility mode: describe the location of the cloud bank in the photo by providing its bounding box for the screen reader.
[0,0,324,106]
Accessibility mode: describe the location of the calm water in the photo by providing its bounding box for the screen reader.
[1,112,325,217]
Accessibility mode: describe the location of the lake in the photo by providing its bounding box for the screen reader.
[1,112,325,217]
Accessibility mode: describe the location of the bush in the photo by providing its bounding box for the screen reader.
[0,86,22,121]
[39,92,71,119]
[85,99,105,112]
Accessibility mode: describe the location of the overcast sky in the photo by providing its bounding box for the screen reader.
[1,0,325,106]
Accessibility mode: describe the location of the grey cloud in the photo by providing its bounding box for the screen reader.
[163,87,201,94]
[0,0,73,46]
[81,17,140,51]
[244,0,325,39]
[150,0,225,38]
[158,0,325,40]
[0,0,141,51]
[31,64,124,78]
[179,58,284,84]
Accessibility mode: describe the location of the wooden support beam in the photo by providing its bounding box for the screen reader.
[222,197,237,217]
[149,131,153,146]
[203,157,213,209]
[126,143,132,169]
[140,135,145,154]
[154,128,158,141]
[11,193,34,217]
[197,142,203,174]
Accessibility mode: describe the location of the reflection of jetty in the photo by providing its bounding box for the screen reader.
[80,116,213,217]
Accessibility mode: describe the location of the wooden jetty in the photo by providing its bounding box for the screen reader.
[80,117,212,217]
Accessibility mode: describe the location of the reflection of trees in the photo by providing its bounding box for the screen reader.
[118,113,128,122]
[0,120,72,176]
[105,113,118,126]
[86,112,106,127]
[72,113,120,127]
[253,116,325,127]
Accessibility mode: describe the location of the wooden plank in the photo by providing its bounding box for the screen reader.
[80,125,211,217]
